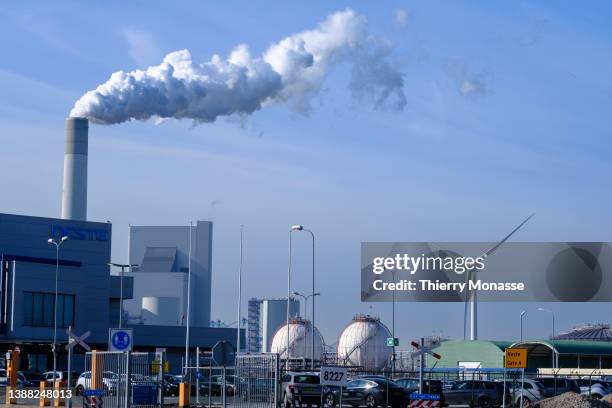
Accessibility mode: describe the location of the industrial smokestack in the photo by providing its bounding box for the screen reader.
[61,117,88,221]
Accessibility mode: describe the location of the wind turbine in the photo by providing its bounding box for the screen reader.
[463,214,534,340]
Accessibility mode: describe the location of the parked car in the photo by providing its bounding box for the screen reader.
[444,380,508,407]
[442,380,459,390]
[341,378,407,408]
[575,378,611,399]
[534,377,580,398]
[280,372,322,407]
[43,371,78,385]
[75,371,119,395]
[193,374,239,396]
[0,369,27,388]
[394,378,445,406]
[498,378,544,407]
[20,371,45,387]
[162,375,180,397]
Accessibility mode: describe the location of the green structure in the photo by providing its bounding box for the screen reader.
[509,340,612,369]
[428,340,512,369]
[429,340,612,370]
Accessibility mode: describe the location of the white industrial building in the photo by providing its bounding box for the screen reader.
[123,222,213,327]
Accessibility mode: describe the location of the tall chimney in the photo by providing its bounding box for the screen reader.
[61,117,88,220]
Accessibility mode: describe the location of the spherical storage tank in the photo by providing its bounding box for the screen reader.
[337,315,392,370]
[270,319,325,361]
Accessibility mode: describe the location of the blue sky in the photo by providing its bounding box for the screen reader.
[1,1,612,346]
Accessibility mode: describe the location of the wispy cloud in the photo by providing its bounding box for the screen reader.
[121,27,160,67]
[394,8,408,27]
[445,61,490,98]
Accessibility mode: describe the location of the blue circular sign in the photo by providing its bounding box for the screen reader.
[111,330,131,351]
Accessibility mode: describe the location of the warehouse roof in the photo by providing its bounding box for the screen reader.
[510,340,612,356]
[555,324,612,342]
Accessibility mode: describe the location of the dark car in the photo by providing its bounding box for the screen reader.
[19,371,45,387]
[162,375,180,397]
[534,377,580,397]
[199,375,237,396]
[342,378,407,408]
[394,378,445,406]
[444,380,508,407]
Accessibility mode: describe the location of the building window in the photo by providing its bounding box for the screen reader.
[23,292,75,328]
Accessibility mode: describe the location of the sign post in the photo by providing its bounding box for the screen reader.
[386,337,399,347]
[65,327,91,408]
[212,341,236,408]
[411,339,441,394]
[504,349,527,368]
[109,328,133,352]
[320,366,347,408]
[505,349,528,408]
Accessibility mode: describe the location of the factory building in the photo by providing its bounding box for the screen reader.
[247,298,299,353]
[0,213,114,371]
[123,222,212,327]
[0,117,242,373]
[0,212,240,372]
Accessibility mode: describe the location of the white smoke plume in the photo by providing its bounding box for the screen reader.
[70,9,406,125]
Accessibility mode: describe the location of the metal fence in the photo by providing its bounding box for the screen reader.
[234,353,280,408]
[82,351,159,408]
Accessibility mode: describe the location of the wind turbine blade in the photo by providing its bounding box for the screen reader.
[463,213,534,340]
[481,213,535,258]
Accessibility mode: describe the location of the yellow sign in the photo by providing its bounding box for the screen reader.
[153,360,171,374]
[505,348,527,368]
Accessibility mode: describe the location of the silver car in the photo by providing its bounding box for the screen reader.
[281,372,322,407]
[499,379,544,407]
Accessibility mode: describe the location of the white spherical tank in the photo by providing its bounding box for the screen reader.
[270,319,325,361]
[337,315,392,370]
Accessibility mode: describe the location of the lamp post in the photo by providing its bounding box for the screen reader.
[520,310,527,343]
[237,225,244,354]
[293,291,320,368]
[109,263,138,328]
[292,292,321,321]
[290,225,316,369]
[538,308,556,369]
[47,236,69,384]
[519,310,527,408]
[286,230,293,370]
[185,222,193,377]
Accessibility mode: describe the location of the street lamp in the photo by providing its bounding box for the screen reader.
[237,225,244,354]
[109,263,139,328]
[185,221,193,377]
[293,291,320,368]
[538,308,556,369]
[292,291,321,321]
[519,310,527,408]
[520,310,527,343]
[47,236,69,385]
[290,225,316,369]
